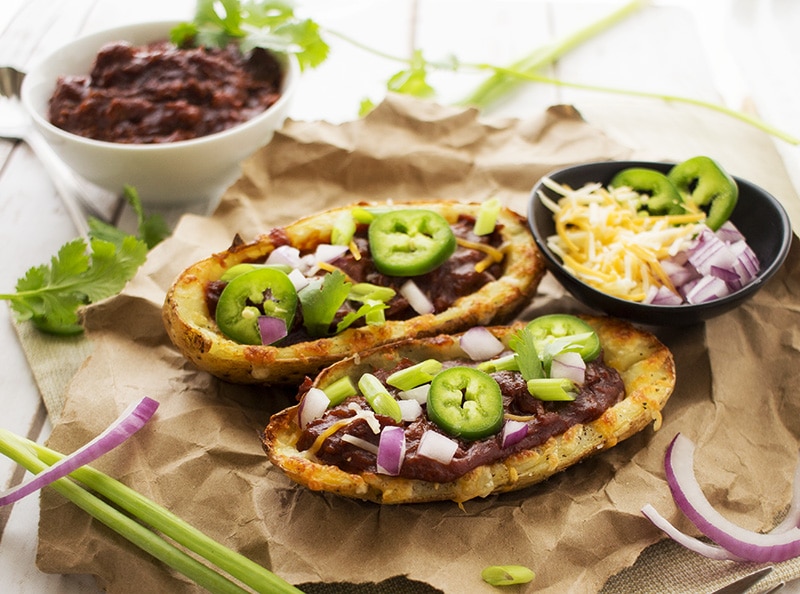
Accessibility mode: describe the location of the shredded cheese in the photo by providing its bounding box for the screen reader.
[540,179,706,302]
[456,237,505,273]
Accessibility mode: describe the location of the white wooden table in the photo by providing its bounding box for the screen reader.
[1,0,799,591]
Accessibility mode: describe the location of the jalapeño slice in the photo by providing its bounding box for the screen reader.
[368,209,456,276]
[427,367,503,441]
[215,268,298,345]
[525,314,601,362]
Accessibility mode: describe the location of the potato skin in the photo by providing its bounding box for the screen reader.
[162,200,545,385]
[261,316,676,504]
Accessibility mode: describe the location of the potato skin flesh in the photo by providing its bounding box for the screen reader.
[261,316,676,504]
[162,200,545,385]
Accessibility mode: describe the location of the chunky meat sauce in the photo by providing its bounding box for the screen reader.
[297,355,625,483]
[48,41,283,143]
[205,215,504,342]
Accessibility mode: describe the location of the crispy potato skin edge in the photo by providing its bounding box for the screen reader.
[261,316,676,504]
[162,201,545,385]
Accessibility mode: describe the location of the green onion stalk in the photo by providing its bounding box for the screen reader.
[0,429,303,594]
[327,0,798,146]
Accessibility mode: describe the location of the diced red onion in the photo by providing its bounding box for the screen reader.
[710,264,742,289]
[645,285,684,306]
[0,397,159,506]
[266,245,303,269]
[258,316,288,345]
[660,258,699,290]
[314,243,349,263]
[715,221,746,244]
[653,433,800,563]
[398,384,430,404]
[549,351,586,385]
[288,268,310,292]
[684,275,731,304]
[729,240,760,283]
[397,398,423,422]
[417,430,458,465]
[400,280,435,315]
[377,426,406,476]
[341,434,379,455]
[298,388,330,429]
[501,420,528,449]
[460,327,506,361]
[687,228,737,277]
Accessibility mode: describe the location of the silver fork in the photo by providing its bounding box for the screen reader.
[0,65,118,237]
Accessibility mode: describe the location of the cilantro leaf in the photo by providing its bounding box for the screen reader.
[173,0,330,72]
[386,50,435,98]
[1,187,165,335]
[297,270,351,337]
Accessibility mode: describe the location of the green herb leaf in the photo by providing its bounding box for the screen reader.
[1,187,164,335]
[3,237,148,335]
[298,270,351,337]
[335,301,387,334]
[174,0,330,72]
[386,50,434,98]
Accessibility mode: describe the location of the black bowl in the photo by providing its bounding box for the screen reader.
[528,160,792,326]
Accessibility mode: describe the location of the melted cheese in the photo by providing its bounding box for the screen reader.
[540,178,706,302]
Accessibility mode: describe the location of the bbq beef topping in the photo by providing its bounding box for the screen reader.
[297,354,625,484]
[204,214,505,345]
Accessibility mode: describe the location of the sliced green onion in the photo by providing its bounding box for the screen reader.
[457,0,647,110]
[323,376,358,406]
[473,197,501,236]
[364,300,387,325]
[0,430,302,594]
[331,211,357,246]
[476,353,520,373]
[481,564,535,586]
[358,373,402,422]
[349,283,396,303]
[526,378,576,401]
[386,359,443,391]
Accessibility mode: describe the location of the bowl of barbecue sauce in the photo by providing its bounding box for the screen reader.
[22,20,298,213]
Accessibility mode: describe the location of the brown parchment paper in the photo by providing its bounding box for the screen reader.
[35,94,800,593]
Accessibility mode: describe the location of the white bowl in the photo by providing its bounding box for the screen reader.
[21,20,297,212]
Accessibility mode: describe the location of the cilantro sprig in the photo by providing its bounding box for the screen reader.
[1,187,170,335]
[171,0,329,71]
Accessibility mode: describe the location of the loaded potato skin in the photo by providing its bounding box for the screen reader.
[261,316,676,504]
[162,200,545,385]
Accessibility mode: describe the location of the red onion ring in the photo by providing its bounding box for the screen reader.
[0,397,159,506]
[643,433,800,563]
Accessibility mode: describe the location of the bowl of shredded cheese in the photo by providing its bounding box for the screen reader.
[528,160,792,326]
